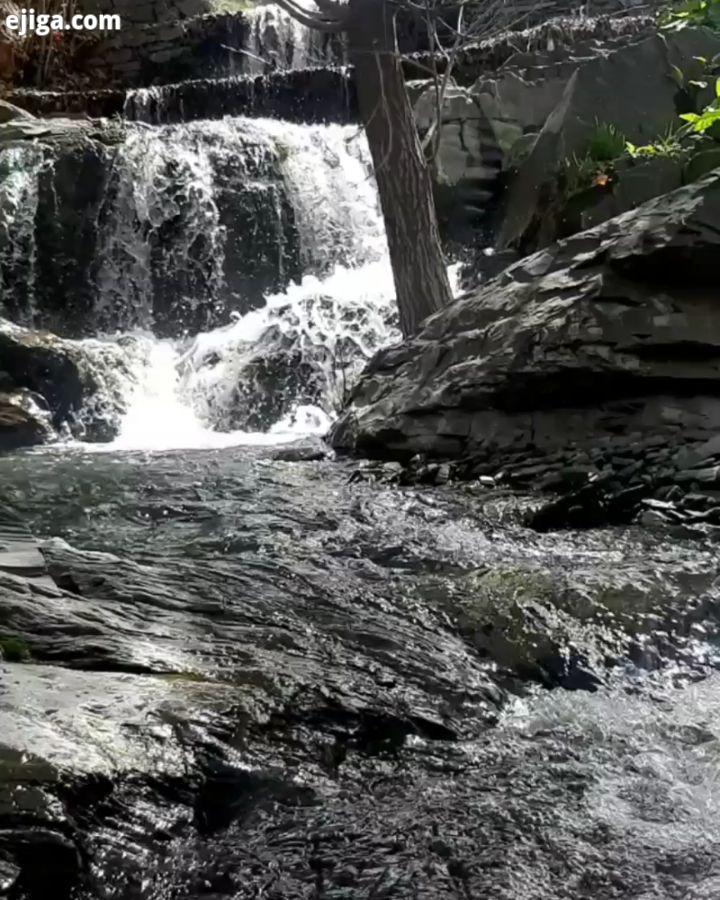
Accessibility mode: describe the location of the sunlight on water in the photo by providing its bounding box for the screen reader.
[104,340,331,452]
[85,256,462,453]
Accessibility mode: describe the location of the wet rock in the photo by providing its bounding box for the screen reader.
[0,320,132,446]
[332,172,720,526]
[429,552,719,690]
[0,390,52,451]
[270,437,331,462]
[0,852,20,893]
[188,291,397,434]
[1,446,719,897]
[0,100,33,124]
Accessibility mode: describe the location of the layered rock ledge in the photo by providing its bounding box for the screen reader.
[332,171,720,529]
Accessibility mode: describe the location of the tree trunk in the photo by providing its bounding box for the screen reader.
[347,0,453,337]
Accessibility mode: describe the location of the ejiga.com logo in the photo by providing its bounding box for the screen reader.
[3,7,121,37]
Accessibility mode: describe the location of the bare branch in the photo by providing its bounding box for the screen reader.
[313,0,349,17]
[273,0,348,33]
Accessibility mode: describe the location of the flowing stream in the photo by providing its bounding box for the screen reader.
[2,29,720,899]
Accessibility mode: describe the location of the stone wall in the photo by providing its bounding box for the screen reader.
[85,12,250,86]
[92,0,212,26]
[81,0,664,89]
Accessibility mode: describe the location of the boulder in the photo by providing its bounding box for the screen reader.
[0,390,52,451]
[331,171,720,524]
[0,100,34,124]
[0,320,133,445]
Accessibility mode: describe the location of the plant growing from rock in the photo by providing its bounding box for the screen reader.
[626,125,687,159]
[0,635,31,662]
[561,122,627,197]
[661,0,720,31]
[680,75,720,134]
[0,0,103,89]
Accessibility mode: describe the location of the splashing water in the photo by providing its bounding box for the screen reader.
[0,114,453,452]
[74,116,400,450]
[104,337,335,452]
[96,256,398,451]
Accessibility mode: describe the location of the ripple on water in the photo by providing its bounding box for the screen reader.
[1,447,719,898]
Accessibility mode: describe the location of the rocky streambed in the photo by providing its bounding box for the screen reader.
[1,444,720,899]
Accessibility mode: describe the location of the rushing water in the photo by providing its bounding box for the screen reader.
[0,117,384,337]
[2,442,720,898]
[3,50,720,897]
[1,115,399,442]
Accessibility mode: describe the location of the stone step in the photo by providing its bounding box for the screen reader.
[0,508,55,588]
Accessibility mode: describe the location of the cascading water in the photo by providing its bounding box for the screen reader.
[0,112,400,449]
[69,117,397,449]
[0,144,46,326]
[244,4,343,73]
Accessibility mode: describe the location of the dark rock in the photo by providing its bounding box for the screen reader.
[0,391,52,451]
[686,147,720,183]
[0,100,34,124]
[495,27,720,253]
[270,437,331,462]
[0,320,130,446]
[332,171,720,525]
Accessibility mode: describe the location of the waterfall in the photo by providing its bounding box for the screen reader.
[0,118,384,339]
[244,4,343,74]
[100,253,399,452]
[57,116,400,448]
[95,117,384,338]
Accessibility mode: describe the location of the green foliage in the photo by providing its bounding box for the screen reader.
[661,0,720,31]
[626,126,687,159]
[0,636,31,663]
[585,122,628,162]
[562,154,609,196]
[680,76,720,132]
[561,123,626,196]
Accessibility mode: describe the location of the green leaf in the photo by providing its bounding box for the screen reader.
[670,64,685,87]
[716,76,720,98]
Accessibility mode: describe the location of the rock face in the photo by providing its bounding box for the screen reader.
[332,171,720,524]
[414,84,503,242]
[0,118,126,335]
[495,26,720,253]
[0,101,34,124]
